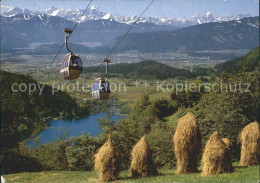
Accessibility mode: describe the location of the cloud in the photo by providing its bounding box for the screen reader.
[1,5,14,9]
[1,5,14,11]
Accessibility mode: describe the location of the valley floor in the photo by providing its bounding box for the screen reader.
[3,165,258,183]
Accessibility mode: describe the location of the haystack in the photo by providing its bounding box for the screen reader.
[94,136,120,182]
[201,131,231,176]
[240,122,260,166]
[129,136,157,177]
[173,112,201,174]
[222,138,231,148]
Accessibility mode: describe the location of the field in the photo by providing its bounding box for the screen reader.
[0,52,228,115]
[4,165,259,183]
[2,57,176,114]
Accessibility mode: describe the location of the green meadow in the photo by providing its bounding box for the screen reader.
[4,165,258,183]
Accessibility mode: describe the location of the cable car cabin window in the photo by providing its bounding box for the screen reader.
[92,82,99,91]
[100,82,105,92]
[69,56,82,68]
[62,57,68,69]
[107,82,110,90]
[100,81,110,93]
[73,58,82,67]
[62,60,66,69]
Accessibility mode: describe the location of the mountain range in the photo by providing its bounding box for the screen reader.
[2,6,252,27]
[109,17,259,53]
[1,6,258,54]
[23,16,260,55]
[1,13,177,52]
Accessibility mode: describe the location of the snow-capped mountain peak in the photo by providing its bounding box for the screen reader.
[3,7,33,17]
[102,13,112,20]
[46,6,58,12]
[206,12,212,17]
[1,6,253,28]
[91,5,98,10]
[50,9,61,16]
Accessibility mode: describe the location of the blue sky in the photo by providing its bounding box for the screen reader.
[1,0,259,17]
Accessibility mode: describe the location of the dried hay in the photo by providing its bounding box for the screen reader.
[222,138,231,148]
[240,122,260,166]
[129,135,157,177]
[201,131,231,176]
[173,112,201,174]
[93,136,120,182]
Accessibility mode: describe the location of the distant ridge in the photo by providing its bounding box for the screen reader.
[109,17,259,53]
[84,60,195,79]
[215,47,260,74]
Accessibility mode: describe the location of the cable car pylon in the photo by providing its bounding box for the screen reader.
[91,0,155,100]
[104,58,111,75]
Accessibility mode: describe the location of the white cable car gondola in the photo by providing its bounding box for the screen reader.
[60,28,83,80]
[92,77,111,100]
[92,59,111,100]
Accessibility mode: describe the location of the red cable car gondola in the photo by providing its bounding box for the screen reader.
[60,28,83,80]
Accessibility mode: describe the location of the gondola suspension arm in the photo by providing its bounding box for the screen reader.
[64,29,73,55]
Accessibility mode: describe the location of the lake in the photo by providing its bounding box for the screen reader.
[31,111,125,145]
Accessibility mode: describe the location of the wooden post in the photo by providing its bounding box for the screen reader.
[104,58,111,75]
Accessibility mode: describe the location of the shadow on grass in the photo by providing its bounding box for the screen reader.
[158,172,175,176]
[232,165,248,170]
[117,172,175,181]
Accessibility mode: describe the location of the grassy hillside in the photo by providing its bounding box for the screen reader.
[1,49,259,180]
[84,60,196,79]
[4,165,259,183]
[215,47,260,74]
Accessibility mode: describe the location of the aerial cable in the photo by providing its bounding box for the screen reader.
[104,0,155,60]
[87,0,155,78]
[47,0,155,79]
[48,0,94,67]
